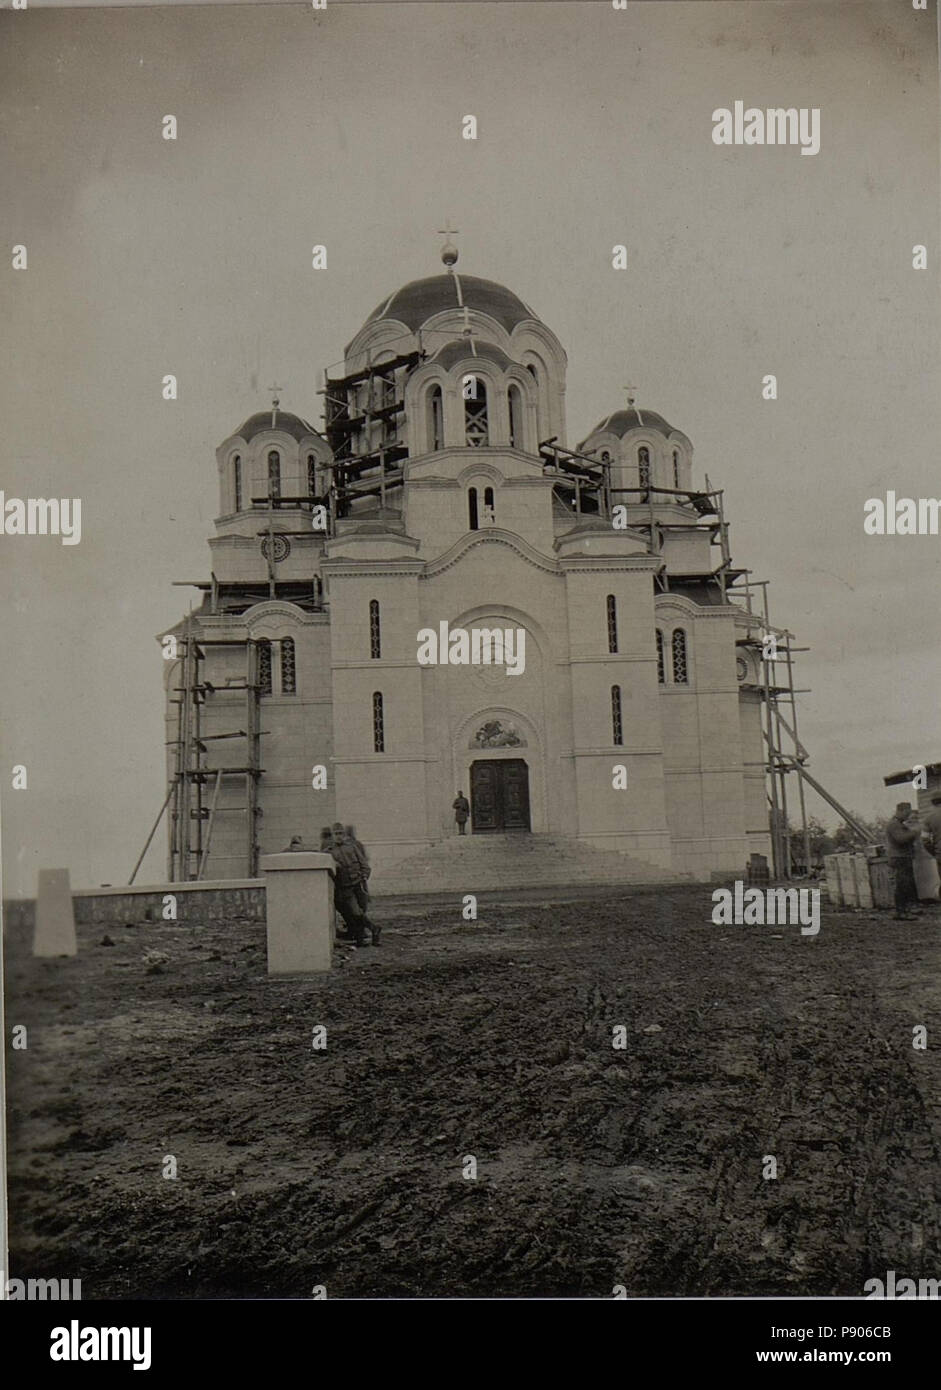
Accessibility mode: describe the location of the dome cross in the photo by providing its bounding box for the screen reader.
[267,384,283,429]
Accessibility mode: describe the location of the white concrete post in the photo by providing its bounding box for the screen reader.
[260,852,334,975]
[823,854,843,908]
[34,868,77,957]
[851,854,874,909]
[836,854,859,908]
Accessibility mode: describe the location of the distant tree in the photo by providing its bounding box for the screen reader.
[788,815,834,870]
[832,812,888,853]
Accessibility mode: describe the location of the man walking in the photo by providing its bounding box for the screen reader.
[452,791,470,835]
[885,801,920,920]
[330,823,381,946]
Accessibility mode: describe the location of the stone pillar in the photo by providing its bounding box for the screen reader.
[836,854,859,908]
[260,852,334,975]
[34,868,77,957]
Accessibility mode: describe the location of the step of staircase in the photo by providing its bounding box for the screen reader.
[370,833,686,897]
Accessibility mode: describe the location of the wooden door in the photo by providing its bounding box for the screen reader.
[470,759,531,832]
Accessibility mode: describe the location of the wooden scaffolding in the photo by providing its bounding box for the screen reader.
[165,618,266,882]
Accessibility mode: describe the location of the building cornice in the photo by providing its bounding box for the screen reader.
[423,528,559,578]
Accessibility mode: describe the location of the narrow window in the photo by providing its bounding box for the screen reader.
[656,629,665,684]
[611,685,623,745]
[379,369,396,441]
[257,639,272,696]
[280,638,296,695]
[372,691,385,753]
[483,486,495,524]
[468,486,479,531]
[428,385,444,451]
[672,629,688,684]
[638,446,651,492]
[307,453,318,497]
[508,385,523,449]
[672,449,680,489]
[233,454,242,512]
[606,594,618,654]
[369,599,381,659]
[267,450,281,506]
[464,376,489,447]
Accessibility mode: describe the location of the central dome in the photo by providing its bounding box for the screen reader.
[359,274,542,339]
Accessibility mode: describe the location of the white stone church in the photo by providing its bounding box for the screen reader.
[164,248,772,885]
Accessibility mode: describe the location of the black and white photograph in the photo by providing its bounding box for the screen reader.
[1,0,939,1347]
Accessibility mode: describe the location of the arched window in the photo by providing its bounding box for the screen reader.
[526,360,548,440]
[508,385,523,449]
[656,629,665,684]
[672,449,680,489]
[257,639,272,697]
[468,486,479,531]
[672,629,688,684]
[369,599,381,659]
[483,486,495,524]
[378,368,396,441]
[233,455,242,512]
[464,376,489,447]
[638,446,651,492]
[611,685,623,745]
[428,385,444,451]
[280,638,296,695]
[372,692,385,753]
[606,594,618,653]
[267,450,281,506]
[307,454,318,497]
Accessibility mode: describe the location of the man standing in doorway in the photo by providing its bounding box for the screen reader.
[885,801,920,921]
[452,791,470,835]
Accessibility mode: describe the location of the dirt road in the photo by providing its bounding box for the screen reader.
[5,885,940,1298]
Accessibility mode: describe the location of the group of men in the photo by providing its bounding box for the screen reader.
[285,822,380,948]
[885,795,941,920]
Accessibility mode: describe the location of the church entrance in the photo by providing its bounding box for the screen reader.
[470,759,531,833]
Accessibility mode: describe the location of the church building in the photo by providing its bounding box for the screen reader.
[163,245,773,885]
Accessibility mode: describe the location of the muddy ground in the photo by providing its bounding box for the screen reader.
[4,885,941,1299]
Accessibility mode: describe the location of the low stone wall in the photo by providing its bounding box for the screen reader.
[71,880,265,925]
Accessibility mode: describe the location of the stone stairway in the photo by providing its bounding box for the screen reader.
[370,832,687,897]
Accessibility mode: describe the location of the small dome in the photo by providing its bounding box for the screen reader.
[233,410,318,443]
[591,408,676,439]
[355,274,542,342]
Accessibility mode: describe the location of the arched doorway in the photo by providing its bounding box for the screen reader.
[470,759,531,832]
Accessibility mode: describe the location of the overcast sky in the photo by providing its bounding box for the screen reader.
[1,1,939,894]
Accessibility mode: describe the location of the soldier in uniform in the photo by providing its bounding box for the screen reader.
[330,823,381,946]
[452,791,470,835]
[885,801,920,920]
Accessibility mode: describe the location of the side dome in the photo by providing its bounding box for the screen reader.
[590,408,675,439]
[234,410,319,443]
